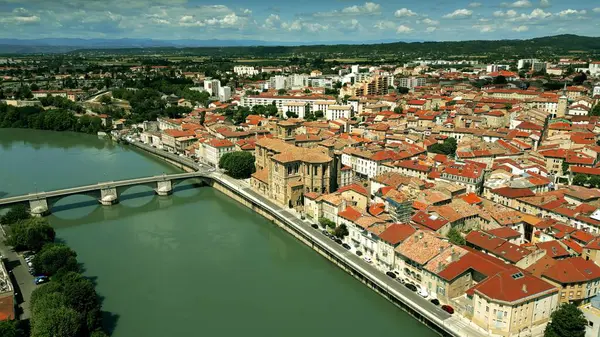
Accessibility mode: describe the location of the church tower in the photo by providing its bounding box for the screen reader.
[557,83,568,118]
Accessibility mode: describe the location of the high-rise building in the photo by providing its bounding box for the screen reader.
[398,77,426,89]
[218,86,231,102]
[203,78,221,96]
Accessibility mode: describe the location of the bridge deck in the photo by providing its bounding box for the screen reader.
[0,171,207,206]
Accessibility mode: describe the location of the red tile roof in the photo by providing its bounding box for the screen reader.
[338,183,368,196]
[491,187,535,198]
[535,241,571,259]
[411,211,449,231]
[486,227,521,240]
[534,257,600,284]
[338,206,362,222]
[378,223,416,245]
[471,267,557,304]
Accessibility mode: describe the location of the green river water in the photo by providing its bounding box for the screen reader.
[0,129,436,337]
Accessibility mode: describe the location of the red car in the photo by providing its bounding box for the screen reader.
[441,305,454,314]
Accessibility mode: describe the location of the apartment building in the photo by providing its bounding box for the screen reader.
[233,66,259,76]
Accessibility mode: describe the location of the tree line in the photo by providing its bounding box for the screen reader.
[0,104,105,134]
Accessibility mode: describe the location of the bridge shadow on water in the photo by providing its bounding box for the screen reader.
[49,183,205,228]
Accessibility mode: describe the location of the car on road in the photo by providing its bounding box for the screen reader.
[311,224,319,229]
[404,283,417,292]
[321,230,330,237]
[363,256,372,263]
[342,243,351,250]
[34,276,48,285]
[385,271,397,278]
[441,305,454,314]
[396,277,405,284]
[429,299,440,306]
[418,288,429,298]
[334,238,343,245]
[355,251,363,256]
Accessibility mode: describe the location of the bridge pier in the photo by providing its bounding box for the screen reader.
[29,198,50,217]
[100,187,119,206]
[155,180,173,196]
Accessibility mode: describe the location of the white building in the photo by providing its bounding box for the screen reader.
[325,105,353,120]
[351,65,359,74]
[241,95,336,111]
[203,78,220,96]
[282,102,307,119]
[518,58,539,69]
[233,66,259,77]
[218,86,232,102]
[398,77,426,89]
[287,74,309,90]
[590,62,600,77]
[269,76,287,90]
[593,84,600,97]
[197,139,235,167]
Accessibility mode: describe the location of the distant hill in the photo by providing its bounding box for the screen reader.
[0,34,598,57]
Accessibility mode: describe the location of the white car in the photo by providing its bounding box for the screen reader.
[363,256,372,263]
[418,288,429,298]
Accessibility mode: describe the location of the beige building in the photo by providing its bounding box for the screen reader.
[251,138,333,210]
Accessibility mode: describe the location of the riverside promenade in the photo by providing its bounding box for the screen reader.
[131,141,488,337]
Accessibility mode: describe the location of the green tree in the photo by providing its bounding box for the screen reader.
[334,224,349,238]
[429,137,457,156]
[32,243,79,276]
[218,151,256,179]
[0,205,30,225]
[277,89,287,95]
[544,303,587,337]
[319,218,336,229]
[0,320,25,337]
[493,75,507,84]
[447,228,465,245]
[314,110,324,118]
[590,105,600,117]
[573,174,589,186]
[98,95,112,105]
[4,218,56,252]
[589,176,600,188]
[393,106,403,114]
[286,111,298,118]
[31,305,81,337]
[397,86,409,94]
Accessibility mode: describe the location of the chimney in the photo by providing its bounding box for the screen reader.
[522,284,528,293]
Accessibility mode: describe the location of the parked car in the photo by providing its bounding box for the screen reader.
[441,305,454,314]
[334,238,343,245]
[397,278,405,284]
[404,283,417,292]
[342,243,351,250]
[321,230,330,237]
[34,276,48,285]
[311,224,319,229]
[363,256,372,263]
[430,299,440,306]
[418,288,429,298]
[385,271,397,278]
[355,251,363,256]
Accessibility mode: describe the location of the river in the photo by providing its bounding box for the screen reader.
[0,129,436,337]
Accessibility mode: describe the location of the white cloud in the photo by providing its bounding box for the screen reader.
[281,20,302,31]
[396,25,413,33]
[468,2,482,8]
[425,26,437,33]
[593,8,600,13]
[281,20,328,32]
[512,25,529,31]
[262,14,280,30]
[341,2,381,14]
[374,21,396,29]
[539,0,550,7]
[508,8,552,21]
[494,10,517,17]
[394,8,417,17]
[303,22,329,32]
[421,18,439,25]
[557,9,586,17]
[507,0,532,8]
[340,19,361,31]
[442,9,473,19]
[473,24,494,33]
[241,9,252,15]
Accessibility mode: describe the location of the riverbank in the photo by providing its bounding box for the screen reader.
[129,141,482,337]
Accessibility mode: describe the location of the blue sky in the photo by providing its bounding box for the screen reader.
[0,0,599,42]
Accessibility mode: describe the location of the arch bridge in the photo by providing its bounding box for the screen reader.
[0,171,210,216]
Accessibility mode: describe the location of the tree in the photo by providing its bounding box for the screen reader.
[590,104,600,117]
[393,106,403,114]
[334,224,349,238]
[589,176,600,188]
[573,174,589,186]
[4,218,56,252]
[32,243,79,276]
[319,218,336,229]
[0,205,30,225]
[544,303,587,337]
[447,228,465,245]
[286,111,298,118]
[277,89,287,95]
[493,75,507,84]
[31,306,81,337]
[429,137,457,156]
[573,72,587,85]
[98,95,112,105]
[397,86,409,94]
[218,151,256,179]
[0,320,25,337]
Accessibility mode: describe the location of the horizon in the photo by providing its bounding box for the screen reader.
[0,0,599,42]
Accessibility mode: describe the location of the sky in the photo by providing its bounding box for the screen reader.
[0,0,599,42]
